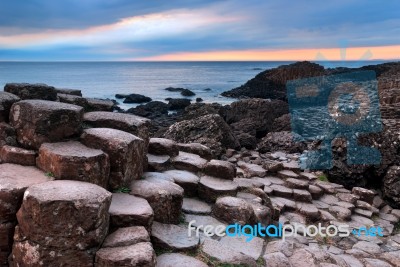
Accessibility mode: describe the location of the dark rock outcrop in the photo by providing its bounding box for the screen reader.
[4,83,57,101]
[0,92,20,123]
[257,131,306,153]
[121,94,152,104]
[168,98,191,110]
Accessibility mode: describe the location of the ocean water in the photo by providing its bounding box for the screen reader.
[0,61,389,109]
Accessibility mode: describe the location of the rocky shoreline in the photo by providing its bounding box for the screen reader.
[0,60,399,267]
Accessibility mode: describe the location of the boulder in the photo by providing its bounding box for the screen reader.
[163,170,200,197]
[198,176,238,203]
[177,143,213,160]
[55,88,82,96]
[36,141,110,188]
[130,177,184,224]
[0,145,36,166]
[57,93,89,108]
[147,154,171,172]
[83,111,151,147]
[164,114,240,157]
[0,123,17,147]
[180,89,195,96]
[9,100,84,149]
[168,98,191,110]
[257,131,306,153]
[122,94,152,104]
[182,102,225,121]
[127,101,169,118]
[81,128,145,190]
[203,159,236,180]
[4,83,57,101]
[0,92,20,122]
[171,151,208,172]
[151,222,199,251]
[86,98,116,111]
[212,196,255,225]
[148,138,179,157]
[102,226,150,248]
[383,166,400,208]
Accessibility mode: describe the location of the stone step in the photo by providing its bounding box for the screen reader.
[36,141,110,188]
[163,170,200,197]
[198,175,238,203]
[171,151,208,172]
[147,154,171,171]
[109,193,154,231]
[149,138,178,157]
[4,83,57,101]
[9,100,83,149]
[237,161,267,177]
[0,145,36,166]
[182,198,212,215]
[81,128,145,190]
[213,196,256,225]
[130,177,184,224]
[219,235,265,260]
[151,221,199,251]
[203,159,236,180]
[102,226,150,248]
[156,253,208,267]
[176,143,212,160]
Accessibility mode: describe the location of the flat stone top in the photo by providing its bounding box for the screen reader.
[130,177,184,197]
[109,193,153,216]
[0,92,20,103]
[215,196,248,207]
[14,99,83,111]
[0,163,50,190]
[84,111,150,125]
[163,170,200,183]
[39,141,105,157]
[199,175,238,191]
[172,151,208,165]
[157,253,208,267]
[83,128,142,142]
[24,180,111,203]
[102,226,150,248]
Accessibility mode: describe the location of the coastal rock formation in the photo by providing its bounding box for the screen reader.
[9,100,84,149]
[163,114,240,157]
[168,98,191,110]
[257,131,307,153]
[4,83,57,101]
[0,123,17,147]
[120,93,152,104]
[0,92,20,122]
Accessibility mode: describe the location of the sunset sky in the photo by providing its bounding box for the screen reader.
[0,0,399,61]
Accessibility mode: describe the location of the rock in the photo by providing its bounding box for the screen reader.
[308,185,324,199]
[293,189,312,202]
[263,252,291,267]
[168,98,191,110]
[265,240,294,257]
[83,111,151,146]
[296,202,320,220]
[149,138,179,157]
[379,251,400,266]
[363,258,392,267]
[221,61,325,100]
[184,214,227,236]
[181,89,195,96]
[219,235,265,260]
[201,239,257,267]
[182,198,212,215]
[383,166,400,208]
[147,154,171,171]
[143,172,174,182]
[15,180,111,250]
[0,164,50,223]
[352,187,375,204]
[0,222,14,266]
[81,128,145,190]
[177,143,213,160]
[156,253,207,267]
[338,254,364,267]
[196,98,203,102]
[122,94,152,103]
[271,114,291,132]
[352,241,382,254]
[165,87,186,92]
[286,178,308,189]
[0,92,20,122]
[127,101,169,118]
[0,145,36,166]
[237,161,266,177]
[289,248,318,267]
[0,122,17,147]
[151,221,199,251]
[9,100,83,149]
[164,114,240,157]
[109,193,154,230]
[328,206,352,221]
[95,242,156,267]
[258,131,306,153]
[130,177,184,224]
[198,176,238,203]
[163,170,200,197]
[36,141,110,188]
[55,88,82,96]
[337,193,359,204]
[102,226,150,248]
[213,196,255,225]
[171,151,207,172]
[4,83,57,101]
[182,102,225,121]
[86,97,116,111]
[203,159,236,180]
[271,184,293,198]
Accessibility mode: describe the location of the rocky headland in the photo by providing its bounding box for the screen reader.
[0,61,399,267]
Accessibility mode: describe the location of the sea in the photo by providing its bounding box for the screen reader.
[0,60,390,109]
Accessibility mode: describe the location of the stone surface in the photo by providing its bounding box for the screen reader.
[329,206,352,221]
[219,235,264,260]
[163,170,200,197]
[182,198,212,215]
[83,111,150,146]
[184,214,227,236]
[36,141,110,188]
[9,100,83,149]
[352,187,375,204]
[156,253,208,267]
[296,202,320,220]
[102,226,150,248]
[213,196,255,225]
[203,159,236,180]
[171,151,207,172]
[0,145,36,166]
[176,143,212,160]
[151,222,199,251]
[86,98,116,111]
[0,122,17,148]
[271,184,293,198]
[293,189,312,202]
[237,161,267,177]
[263,252,291,267]
[147,154,171,171]
[198,175,238,203]
[148,138,178,157]
[130,177,184,224]
[109,193,154,230]
[4,83,57,101]
[286,178,309,189]
[0,92,20,122]
[81,128,145,190]
[95,242,156,267]
[383,166,400,207]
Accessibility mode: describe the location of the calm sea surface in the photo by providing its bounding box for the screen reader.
[0,61,389,109]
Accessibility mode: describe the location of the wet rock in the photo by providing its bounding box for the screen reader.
[102,226,150,248]
[109,193,154,230]
[163,170,200,197]
[151,221,199,251]
[203,159,236,180]
[36,141,110,188]
[198,176,238,203]
[149,138,179,157]
[122,94,152,103]
[81,128,145,190]
[213,196,255,225]
[9,100,83,149]
[0,145,36,166]
[171,151,207,172]
[156,253,207,267]
[0,92,20,122]
[181,89,195,96]
[168,98,191,110]
[95,242,156,267]
[130,177,184,224]
[4,83,57,101]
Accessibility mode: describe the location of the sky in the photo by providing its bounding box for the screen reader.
[0,0,399,61]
